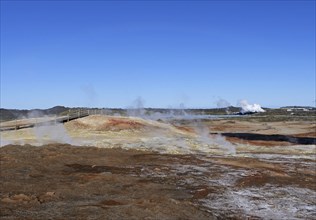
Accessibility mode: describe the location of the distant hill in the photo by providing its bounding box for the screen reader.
[0,106,70,122]
[280,106,316,110]
[1,105,315,122]
[0,106,241,122]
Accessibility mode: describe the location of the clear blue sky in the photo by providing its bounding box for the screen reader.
[1,0,315,109]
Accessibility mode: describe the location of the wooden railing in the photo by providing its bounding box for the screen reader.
[0,109,90,131]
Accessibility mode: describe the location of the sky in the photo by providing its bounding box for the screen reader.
[1,0,315,109]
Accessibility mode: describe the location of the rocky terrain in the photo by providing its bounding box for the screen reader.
[0,115,315,219]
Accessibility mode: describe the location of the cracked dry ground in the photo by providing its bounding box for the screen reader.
[1,144,315,219]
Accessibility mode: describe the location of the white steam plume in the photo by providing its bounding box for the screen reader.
[238,100,265,114]
[216,98,231,108]
[33,120,73,145]
[81,84,97,107]
[127,97,146,117]
[1,113,76,146]
[0,137,13,147]
[194,121,236,154]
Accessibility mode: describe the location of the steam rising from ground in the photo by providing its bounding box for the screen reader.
[0,96,260,154]
[0,117,76,147]
[127,97,146,117]
[0,95,236,154]
[216,98,231,108]
[0,138,12,147]
[194,122,236,154]
[1,115,236,155]
[81,84,97,107]
[126,97,188,120]
[238,100,265,114]
[26,110,44,119]
[33,121,74,145]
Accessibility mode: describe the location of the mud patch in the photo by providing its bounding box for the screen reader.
[215,132,316,145]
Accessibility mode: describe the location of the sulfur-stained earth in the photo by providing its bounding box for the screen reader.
[0,115,315,219]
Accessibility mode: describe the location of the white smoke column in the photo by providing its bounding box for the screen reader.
[81,84,97,107]
[0,136,13,147]
[33,120,73,145]
[194,121,236,154]
[178,103,187,116]
[216,98,231,108]
[127,97,146,117]
[212,135,236,154]
[238,100,265,114]
[27,110,44,118]
[195,124,213,145]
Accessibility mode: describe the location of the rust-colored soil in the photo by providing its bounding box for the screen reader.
[1,144,315,219]
[1,116,315,219]
[66,115,147,131]
[294,131,316,138]
[105,118,145,130]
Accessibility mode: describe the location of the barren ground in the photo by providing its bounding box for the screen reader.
[0,115,315,219]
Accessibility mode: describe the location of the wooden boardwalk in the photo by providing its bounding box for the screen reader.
[0,109,89,131]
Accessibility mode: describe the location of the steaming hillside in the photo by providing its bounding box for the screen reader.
[1,105,315,122]
[1,114,315,219]
[0,106,240,121]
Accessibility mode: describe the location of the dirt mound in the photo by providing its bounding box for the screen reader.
[173,125,195,134]
[66,115,189,134]
[66,115,147,131]
[106,118,145,130]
